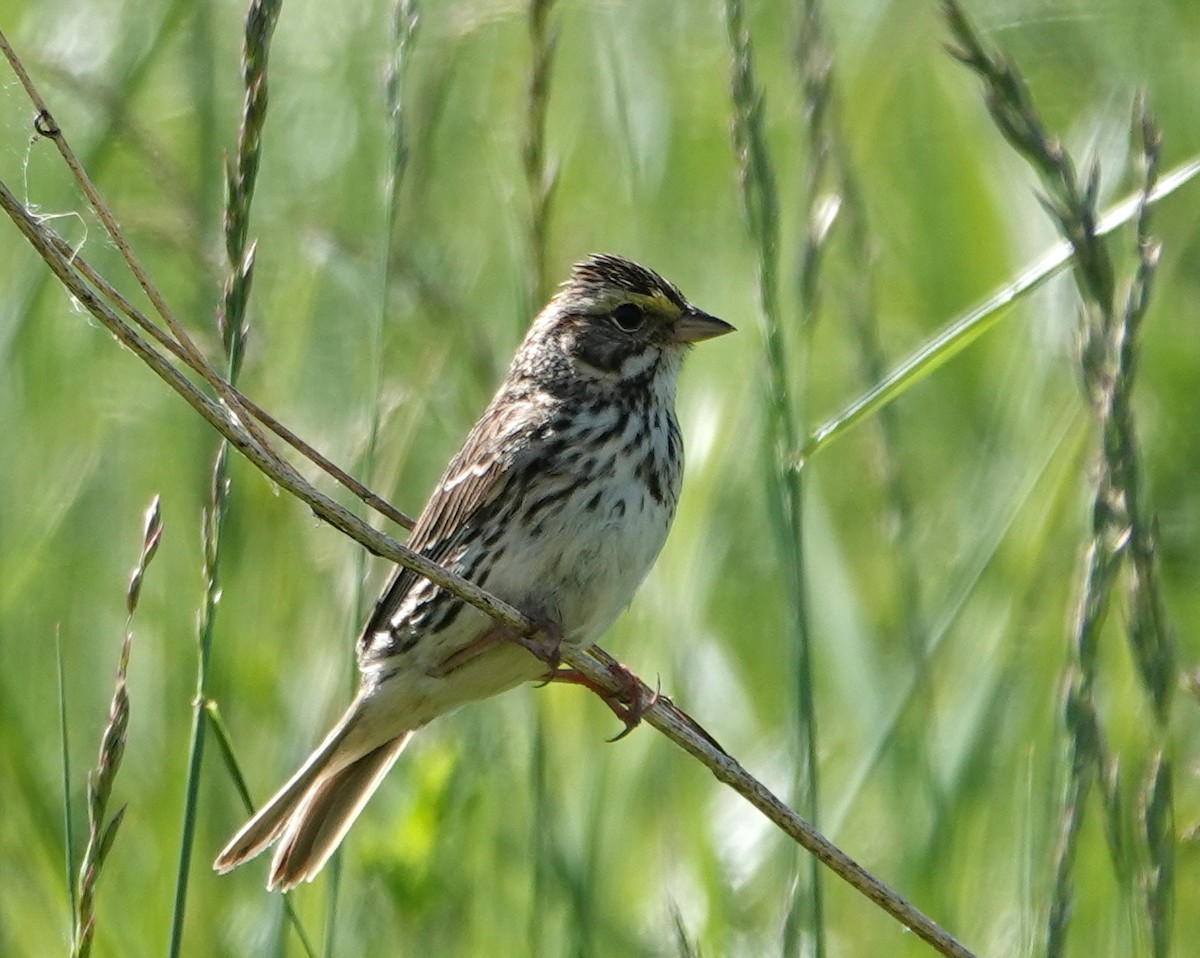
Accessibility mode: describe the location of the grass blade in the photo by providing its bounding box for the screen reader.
[724,0,823,952]
[802,155,1200,461]
[206,703,319,958]
[57,630,77,928]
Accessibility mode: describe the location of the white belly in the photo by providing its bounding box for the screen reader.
[538,476,672,643]
[490,473,674,649]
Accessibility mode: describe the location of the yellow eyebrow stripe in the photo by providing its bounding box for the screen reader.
[627,289,682,317]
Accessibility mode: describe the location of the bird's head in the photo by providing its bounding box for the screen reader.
[524,254,733,388]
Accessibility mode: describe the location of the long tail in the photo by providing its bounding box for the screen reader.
[213,702,413,890]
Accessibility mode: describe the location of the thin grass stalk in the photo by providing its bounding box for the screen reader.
[1053,538,1115,955]
[941,4,1177,953]
[0,0,192,366]
[940,2,1113,325]
[1141,753,1173,958]
[57,631,77,929]
[1117,109,1173,718]
[669,903,701,958]
[724,2,823,953]
[365,0,420,519]
[168,3,280,957]
[1113,105,1174,958]
[200,701,318,958]
[572,758,610,958]
[47,226,414,528]
[796,0,928,691]
[322,3,420,950]
[942,3,1121,943]
[0,34,280,469]
[530,724,557,954]
[791,0,940,835]
[793,0,834,322]
[0,28,415,533]
[522,1,562,951]
[35,214,413,532]
[182,0,222,322]
[168,429,231,958]
[71,497,163,958]
[523,0,558,313]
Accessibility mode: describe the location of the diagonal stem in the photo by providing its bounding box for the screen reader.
[37,201,414,530]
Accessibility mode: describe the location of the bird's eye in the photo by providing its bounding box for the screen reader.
[611,303,645,333]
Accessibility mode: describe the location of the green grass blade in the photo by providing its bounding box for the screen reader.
[167,2,280,954]
[206,703,319,958]
[723,0,823,951]
[803,155,1200,461]
[57,630,77,926]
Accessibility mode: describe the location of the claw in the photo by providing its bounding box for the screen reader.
[533,661,565,688]
[605,673,660,741]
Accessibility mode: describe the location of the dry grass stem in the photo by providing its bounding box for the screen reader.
[0,27,415,532]
[0,30,278,465]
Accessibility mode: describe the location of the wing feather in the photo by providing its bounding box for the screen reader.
[359,393,549,645]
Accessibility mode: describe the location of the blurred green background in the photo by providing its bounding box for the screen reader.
[1,0,1197,955]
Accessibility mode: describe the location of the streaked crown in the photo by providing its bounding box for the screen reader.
[562,254,689,314]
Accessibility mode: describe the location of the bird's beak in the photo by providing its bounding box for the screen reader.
[671,307,736,344]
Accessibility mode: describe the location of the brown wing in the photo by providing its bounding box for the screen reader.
[359,395,545,644]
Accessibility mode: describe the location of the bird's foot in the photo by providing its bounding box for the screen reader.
[547,650,659,741]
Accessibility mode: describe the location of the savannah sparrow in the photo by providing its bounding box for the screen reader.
[213,253,733,889]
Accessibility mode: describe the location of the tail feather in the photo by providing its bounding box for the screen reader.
[213,698,412,887]
[267,734,411,890]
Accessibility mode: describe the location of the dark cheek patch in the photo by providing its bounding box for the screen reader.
[573,328,631,373]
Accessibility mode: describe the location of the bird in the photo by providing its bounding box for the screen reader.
[213,253,733,889]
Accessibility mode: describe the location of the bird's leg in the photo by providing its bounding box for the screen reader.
[507,616,656,739]
[547,647,659,741]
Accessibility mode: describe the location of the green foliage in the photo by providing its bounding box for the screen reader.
[1,1,1198,957]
